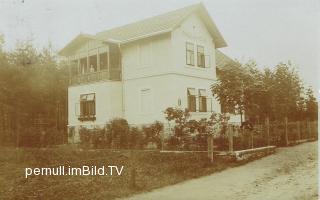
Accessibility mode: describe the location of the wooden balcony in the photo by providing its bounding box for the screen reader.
[69,69,121,85]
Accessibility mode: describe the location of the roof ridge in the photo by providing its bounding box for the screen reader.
[95,3,202,37]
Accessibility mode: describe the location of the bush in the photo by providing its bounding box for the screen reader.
[142,121,164,149]
[164,107,230,150]
[128,126,144,149]
[106,118,130,149]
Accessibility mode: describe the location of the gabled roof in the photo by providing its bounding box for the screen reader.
[95,3,226,47]
[59,34,118,56]
[59,3,227,56]
[215,50,238,69]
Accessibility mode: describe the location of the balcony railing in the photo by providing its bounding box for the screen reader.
[69,69,121,85]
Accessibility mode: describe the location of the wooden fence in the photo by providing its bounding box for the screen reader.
[225,118,318,151]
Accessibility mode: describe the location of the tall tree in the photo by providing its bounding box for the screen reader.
[305,87,318,121]
[271,62,302,121]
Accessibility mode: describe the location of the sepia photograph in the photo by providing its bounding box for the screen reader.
[0,0,318,199]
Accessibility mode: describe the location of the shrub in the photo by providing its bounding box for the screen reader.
[128,126,144,149]
[142,121,164,149]
[164,107,230,150]
[106,118,130,149]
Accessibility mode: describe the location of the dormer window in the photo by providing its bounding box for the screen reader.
[186,42,194,66]
[197,45,205,68]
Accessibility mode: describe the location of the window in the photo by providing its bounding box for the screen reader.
[199,89,207,112]
[141,89,152,114]
[187,88,196,112]
[197,45,205,68]
[79,93,96,120]
[186,42,194,66]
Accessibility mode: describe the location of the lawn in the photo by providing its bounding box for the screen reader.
[0,146,235,200]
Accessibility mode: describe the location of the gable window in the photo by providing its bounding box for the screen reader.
[197,45,205,68]
[186,42,194,66]
[198,89,207,112]
[187,88,196,112]
[79,93,96,121]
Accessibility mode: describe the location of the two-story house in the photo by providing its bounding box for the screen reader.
[59,3,239,142]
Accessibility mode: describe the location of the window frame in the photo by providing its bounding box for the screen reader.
[186,42,195,66]
[187,88,196,112]
[197,45,205,68]
[198,89,207,112]
[79,93,96,121]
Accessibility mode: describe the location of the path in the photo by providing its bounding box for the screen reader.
[121,141,318,200]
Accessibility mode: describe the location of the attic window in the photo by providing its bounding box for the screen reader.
[186,42,194,66]
[197,45,205,68]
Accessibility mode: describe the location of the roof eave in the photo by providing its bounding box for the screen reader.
[58,34,117,57]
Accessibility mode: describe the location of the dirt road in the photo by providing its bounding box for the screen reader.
[121,141,318,200]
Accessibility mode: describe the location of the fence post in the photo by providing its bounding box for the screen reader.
[228,125,234,152]
[266,117,270,146]
[207,134,213,163]
[285,117,289,146]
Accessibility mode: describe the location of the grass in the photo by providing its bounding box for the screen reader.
[0,146,237,200]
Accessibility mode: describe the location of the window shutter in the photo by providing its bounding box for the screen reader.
[187,88,196,96]
[205,55,211,68]
[199,89,207,96]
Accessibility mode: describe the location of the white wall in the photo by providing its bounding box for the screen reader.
[68,81,123,128]
[123,74,221,125]
[121,13,221,125]
[171,13,217,80]
[121,33,172,80]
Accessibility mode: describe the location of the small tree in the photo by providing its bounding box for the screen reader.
[211,61,259,123]
[142,121,164,148]
[164,107,190,136]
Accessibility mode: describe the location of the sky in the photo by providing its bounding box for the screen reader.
[0,0,319,97]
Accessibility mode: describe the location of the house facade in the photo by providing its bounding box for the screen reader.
[59,3,240,142]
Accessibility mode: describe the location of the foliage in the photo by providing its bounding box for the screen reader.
[106,118,130,149]
[164,107,230,150]
[305,87,318,120]
[79,119,164,150]
[0,36,68,147]
[142,121,164,148]
[164,107,190,137]
[212,60,317,123]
